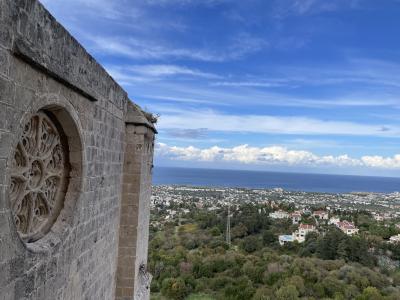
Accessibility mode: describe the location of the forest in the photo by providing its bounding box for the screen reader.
[149,202,400,300]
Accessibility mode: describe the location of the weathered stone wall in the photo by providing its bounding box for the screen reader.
[116,109,154,300]
[0,0,155,299]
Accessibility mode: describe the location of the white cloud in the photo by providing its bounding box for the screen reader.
[361,155,400,169]
[212,81,290,88]
[106,64,221,86]
[40,0,138,20]
[88,34,267,62]
[119,74,400,109]
[210,57,400,96]
[275,58,400,90]
[155,108,400,137]
[156,143,400,169]
[144,0,231,6]
[113,64,220,79]
[273,0,360,18]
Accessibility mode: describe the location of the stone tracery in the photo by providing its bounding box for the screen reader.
[10,112,69,242]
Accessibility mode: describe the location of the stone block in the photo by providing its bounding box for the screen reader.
[14,271,35,298]
[0,48,10,77]
[0,282,15,300]
[9,256,25,283]
[0,185,6,212]
[0,159,7,186]
[0,26,12,50]
[134,126,148,135]
[0,76,14,106]
[0,132,12,159]
[13,83,34,111]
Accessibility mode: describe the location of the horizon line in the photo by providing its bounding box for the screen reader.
[153,165,400,180]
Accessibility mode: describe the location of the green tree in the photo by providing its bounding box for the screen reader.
[317,227,345,260]
[241,235,263,253]
[300,232,318,257]
[392,271,400,286]
[285,275,305,296]
[262,230,277,246]
[223,277,255,300]
[161,277,189,300]
[275,284,299,300]
[355,287,384,300]
[252,286,274,300]
[231,223,248,239]
[209,226,221,236]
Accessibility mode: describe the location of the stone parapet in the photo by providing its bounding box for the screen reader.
[116,119,155,300]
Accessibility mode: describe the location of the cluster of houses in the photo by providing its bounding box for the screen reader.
[151,186,400,246]
[270,209,330,224]
[272,209,360,246]
[372,211,400,221]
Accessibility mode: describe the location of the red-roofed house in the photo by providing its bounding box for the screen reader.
[337,221,359,236]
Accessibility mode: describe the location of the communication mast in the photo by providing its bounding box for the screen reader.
[225,192,231,246]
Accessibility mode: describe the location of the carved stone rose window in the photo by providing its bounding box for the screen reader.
[10,112,69,243]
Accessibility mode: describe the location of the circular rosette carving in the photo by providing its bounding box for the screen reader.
[10,112,69,243]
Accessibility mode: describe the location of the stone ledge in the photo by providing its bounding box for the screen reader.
[12,38,98,102]
[125,102,157,134]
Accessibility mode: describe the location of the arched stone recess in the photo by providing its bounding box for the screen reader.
[5,94,84,253]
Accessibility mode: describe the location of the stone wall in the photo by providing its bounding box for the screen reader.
[0,0,155,299]
[116,106,155,300]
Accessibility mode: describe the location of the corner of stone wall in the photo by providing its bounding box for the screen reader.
[115,101,156,300]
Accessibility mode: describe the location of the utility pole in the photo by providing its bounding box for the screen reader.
[225,192,231,246]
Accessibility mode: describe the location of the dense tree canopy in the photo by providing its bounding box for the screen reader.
[149,203,400,300]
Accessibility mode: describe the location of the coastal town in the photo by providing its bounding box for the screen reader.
[151,185,400,246]
[149,185,400,299]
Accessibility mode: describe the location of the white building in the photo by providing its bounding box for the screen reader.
[329,216,340,226]
[313,210,329,220]
[269,210,289,219]
[291,212,302,224]
[293,224,317,243]
[389,234,400,244]
[373,214,384,222]
[279,235,294,246]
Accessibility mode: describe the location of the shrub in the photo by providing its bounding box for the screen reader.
[161,277,189,300]
[355,286,384,300]
[275,284,299,300]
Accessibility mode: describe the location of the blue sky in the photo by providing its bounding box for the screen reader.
[41,0,400,176]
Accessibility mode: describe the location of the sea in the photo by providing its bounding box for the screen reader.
[153,166,400,194]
